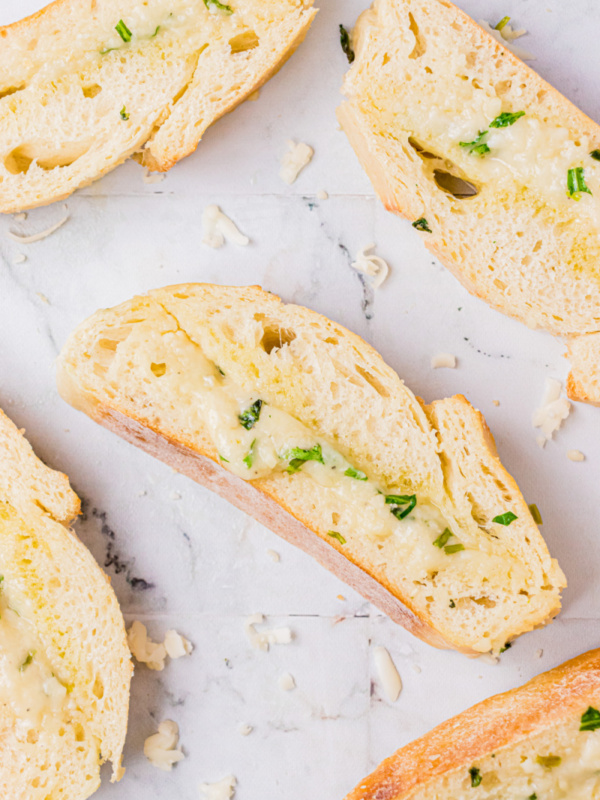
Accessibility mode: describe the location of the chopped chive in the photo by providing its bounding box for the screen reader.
[495,16,510,31]
[284,444,325,473]
[239,399,263,430]
[120,106,129,121]
[580,706,600,731]
[328,531,347,545]
[204,0,233,14]
[489,111,525,128]
[115,19,132,42]
[528,503,543,525]
[216,365,225,376]
[19,650,35,671]
[219,454,230,463]
[152,25,160,37]
[345,467,367,481]
[444,543,465,554]
[243,439,256,469]
[567,166,592,199]
[591,149,600,161]
[469,767,482,787]
[339,24,355,63]
[492,511,517,526]
[385,494,417,520]
[536,755,561,769]
[433,528,452,548]
[412,217,432,232]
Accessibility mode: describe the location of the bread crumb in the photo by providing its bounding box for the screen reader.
[13,212,27,222]
[142,169,166,184]
[246,89,260,101]
[567,449,585,462]
[144,720,185,771]
[278,672,296,691]
[351,243,390,289]
[431,353,457,369]
[316,189,329,200]
[535,649,544,659]
[373,645,402,702]
[202,205,250,248]
[8,212,70,244]
[36,293,50,305]
[492,400,500,407]
[478,20,535,60]
[239,723,253,736]
[244,613,292,651]
[532,378,571,444]
[199,775,236,800]
[477,653,500,665]
[13,253,27,264]
[279,140,314,184]
[337,594,346,601]
[266,549,280,562]
[164,630,193,659]
[411,663,422,674]
[128,621,192,669]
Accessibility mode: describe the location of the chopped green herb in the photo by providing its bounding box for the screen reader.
[580,706,600,731]
[591,149,600,161]
[204,0,233,15]
[445,543,465,554]
[120,106,129,121]
[489,111,525,128]
[459,130,490,156]
[339,24,355,63]
[345,467,367,481]
[528,503,543,525]
[328,531,347,545]
[528,795,537,800]
[449,599,456,608]
[433,528,452,549]
[115,19,132,42]
[567,166,592,199]
[219,454,230,463]
[469,767,482,787]
[19,651,35,671]
[100,47,117,55]
[494,15,510,31]
[152,25,160,37]
[499,642,512,653]
[243,439,256,469]
[492,511,517,526]
[284,444,325,473]
[217,366,225,376]
[412,217,432,232]
[536,755,561,769]
[385,494,417,520]
[239,399,263,430]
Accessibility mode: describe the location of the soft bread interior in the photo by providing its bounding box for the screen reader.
[0,411,131,799]
[346,649,600,800]
[0,0,316,211]
[57,284,565,654]
[567,333,600,406]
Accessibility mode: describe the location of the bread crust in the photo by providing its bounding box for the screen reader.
[344,648,600,800]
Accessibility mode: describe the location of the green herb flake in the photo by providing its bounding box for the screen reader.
[528,795,537,800]
[115,19,132,42]
[204,0,233,15]
[489,111,525,128]
[580,706,600,731]
[492,511,517,526]
[499,642,512,653]
[449,599,456,608]
[567,166,592,200]
[152,25,160,37]
[494,15,510,31]
[243,439,256,469]
[19,650,35,672]
[328,531,347,545]
[459,131,490,157]
[239,399,263,430]
[339,24,355,63]
[433,528,452,549]
[536,755,561,769]
[284,444,325,473]
[412,217,432,232]
[120,106,129,121]
[219,454,230,463]
[385,494,417,521]
[469,767,482,787]
[345,467,367,481]
[528,503,543,525]
[591,149,600,161]
[445,543,465,555]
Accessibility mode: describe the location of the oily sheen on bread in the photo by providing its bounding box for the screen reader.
[338,0,600,405]
[345,648,600,800]
[57,284,565,655]
[0,0,316,212]
[0,409,131,799]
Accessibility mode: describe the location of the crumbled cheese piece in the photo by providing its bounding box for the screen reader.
[142,169,166,184]
[171,491,182,500]
[497,21,528,42]
[478,653,500,665]
[13,253,27,264]
[278,672,296,691]
[535,649,544,659]
[532,378,571,445]
[351,243,390,289]
[246,89,260,101]
[239,723,253,736]
[279,140,314,184]
[266,549,280,562]
[478,20,535,60]
[8,212,70,243]
[431,353,457,369]
[316,190,329,200]
[144,720,185,771]
[373,646,402,702]
[164,630,194,659]
[244,613,292,651]
[411,663,422,674]
[13,212,27,222]
[128,621,167,670]
[202,205,250,249]
[199,776,236,800]
[567,449,585,462]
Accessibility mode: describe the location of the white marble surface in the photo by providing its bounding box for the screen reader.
[0,1,599,797]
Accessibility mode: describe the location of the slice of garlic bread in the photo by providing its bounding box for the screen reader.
[57,283,565,655]
[0,0,316,211]
[0,409,131,799]
[345,648,600,800]
[338,0,600,404]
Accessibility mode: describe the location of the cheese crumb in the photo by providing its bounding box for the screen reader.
[164,629,194,659]
[199,776,236,800]
[278,672,296,691]
[478,20,535,60]
[532,378,571,445]
[492,400,500,407]
[535,649,544,659]
[202,205,250,249]
[144,720,185,771]
[316,190,329,200]
[13,253,27,264]
[431,353,457,369]
[13,212,27,222]
[244,613,292,651]
[567,449,585,462]
[266,549,280,562]
[127,621,192,669]
[373,646,402,702]
[351,243,390,289]
[239,723,253,736]
[279,140,314,184]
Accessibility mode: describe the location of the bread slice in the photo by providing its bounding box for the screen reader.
[338,0,600,405]
[345,648,600,800]
[57,283,565,655]
[0,0,316,212]
[0,409,131,798]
